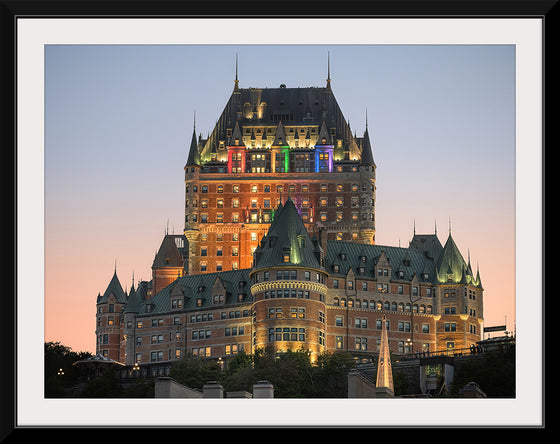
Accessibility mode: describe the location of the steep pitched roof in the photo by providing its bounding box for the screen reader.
[124,284,140,314]
[137,268,253,315]
[360,125,375,166]
[199,84,359,161]
[409,233,444,261]
[436,233,474,284]
[326,240,437,283]
[254,197,322,270]
[152,234,185,269]
[185,127,200,166]
[99,271,127,304]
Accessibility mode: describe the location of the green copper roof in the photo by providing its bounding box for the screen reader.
[435,233,479,285]
[136,268,253,315]
[98,271,127,304]
[124,284,141,313]
[326,240,437,283]
[253,197,322,270]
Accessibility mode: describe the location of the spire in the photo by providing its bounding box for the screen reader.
[326,52,331,89]
[234,53,239,92]
[186,119,200,166]
[360,110,375,166]
[376,315,394,397]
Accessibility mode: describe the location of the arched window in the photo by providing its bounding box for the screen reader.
[333,297,339,306]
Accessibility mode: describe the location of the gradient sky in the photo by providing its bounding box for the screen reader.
[44,44,516,354]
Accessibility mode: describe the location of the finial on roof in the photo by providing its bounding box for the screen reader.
[413,218,416,235]
[365,108,368,130]
[234,53,239,91]
[435,218,437,235]
[326,52,331,88]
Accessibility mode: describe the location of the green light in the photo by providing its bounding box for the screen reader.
[282,148,290,172]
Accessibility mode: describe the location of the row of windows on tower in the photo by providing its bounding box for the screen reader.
[187,182,373,194]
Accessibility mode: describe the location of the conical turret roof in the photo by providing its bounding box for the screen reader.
[185,127,200,166]
[436,233,468,283]
[253,197,322,270]
[99,271,127,304]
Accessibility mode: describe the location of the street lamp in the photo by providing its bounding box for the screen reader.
[57,368,64,377]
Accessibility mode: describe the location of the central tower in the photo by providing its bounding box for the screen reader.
[184,72,376,275]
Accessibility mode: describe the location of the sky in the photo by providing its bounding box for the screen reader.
[44,43,517,354]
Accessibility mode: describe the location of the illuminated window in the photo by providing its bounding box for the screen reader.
[217,199,224,208]
[233,185,239,193]
[283,253,290,263]
[202,185,208,193]
[336,212,343,222]
[320,213,327,222]
[335,336,343,349]
[217,185,223,193]
[251,185,258,193]
[336,184,343,192]
[251,232,257,241]
[335,197,343,207]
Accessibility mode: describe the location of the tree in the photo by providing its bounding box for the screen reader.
[168,353,222,390]
[44,341,92,398]
[310,351,355,398]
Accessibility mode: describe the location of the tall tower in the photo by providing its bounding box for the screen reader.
[183,73,376,275]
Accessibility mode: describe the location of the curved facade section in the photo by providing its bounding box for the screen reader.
[250,268,328,358]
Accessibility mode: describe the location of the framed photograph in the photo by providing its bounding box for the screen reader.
[4,0,551,433]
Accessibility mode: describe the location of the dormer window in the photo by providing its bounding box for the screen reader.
[333,264,340,273]
[283,253,290,263]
